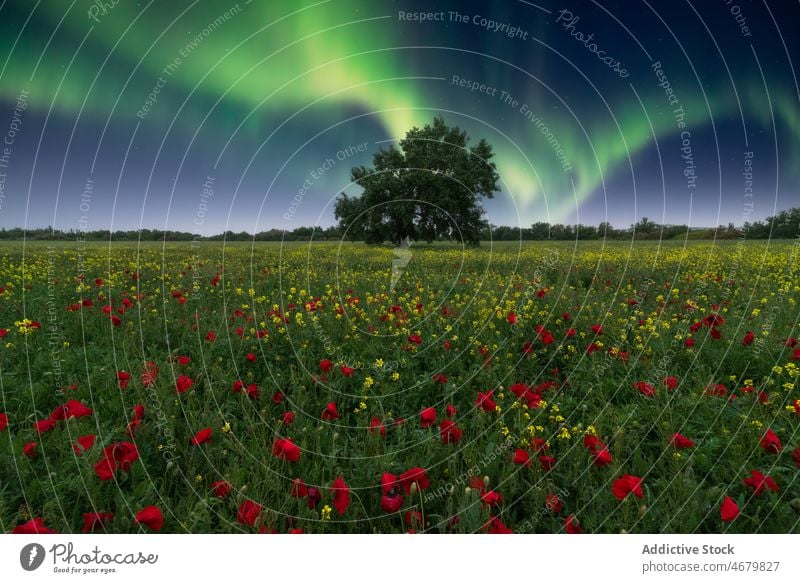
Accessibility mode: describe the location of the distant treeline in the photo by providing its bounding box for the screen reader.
[2,207,799,242]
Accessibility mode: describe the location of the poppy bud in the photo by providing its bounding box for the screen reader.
[410,482,418,495]
[620,528,628,534]
[639,504,647,517]
[465,487,472,495]
[237,485,248,503]
[483,475,490,488]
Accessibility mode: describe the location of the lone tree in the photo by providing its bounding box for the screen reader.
[334,116,500,245]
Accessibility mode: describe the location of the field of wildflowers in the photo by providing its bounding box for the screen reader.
[1,240,799,533]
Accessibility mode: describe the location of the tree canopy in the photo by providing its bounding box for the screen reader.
[334,116,500,245]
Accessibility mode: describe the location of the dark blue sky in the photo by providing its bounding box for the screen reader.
[0,0,797,234]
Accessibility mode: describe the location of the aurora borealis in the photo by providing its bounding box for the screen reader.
[0,0,797,234]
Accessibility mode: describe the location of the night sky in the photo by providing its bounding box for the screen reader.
[0,0,797,234]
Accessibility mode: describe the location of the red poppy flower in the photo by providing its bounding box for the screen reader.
[319,359,333,373]
[34,418,57,434]
[531,437,549,453]
[741,331,755,346]
[513,448,531,467]
[432,372,447,384]
[381,491,404,513]
[190,427,212,446]
[476,390,497,413]
[205,331,216,342]
[288,478,308,498]
[743,470,778,496]
[211,480,232,498]
[23,441,37,458]
[485,516,512,534]
[117,371,131,389]
[237,499,263,526]
[684,337,695,348]
[132,404,145,421]
[593,448,613,467]
[12,517,58,534]
[176,375,194,394]
[52,399,93,420]
[399,467,430,495]
[704,313,725,327]
[671,433,695,449]
[0,412,7,431]
[306,487,322,509]
[242,383,258,400]
[331,476,350,516]
[509,383,529,399]
[281,411,295,426]
[321,402,340,421]
[408,334,422,345]
[611,474,644,500]
[72,434,96,455]
[759,428,782,454]
[633,381,654,397]
[272,437,300,462]
[94,441,139,480]
[545,493,563,513]
[507,312,517,324]
[468,476,486,494]
[583,434,604,451]
[564,514,582,534]
[591,324,603,335]
[538,455,556,471]
[82,512,114,533]
[369,417,386,437]
[419,407,437,428]
[664,376,678,390]
[340,365,354,377]
[720,496,739,522]
[481,490,503,508]
[134,506,164,531]
[439,419,462,444]
[141,361,158,387]
[792,447,800,469]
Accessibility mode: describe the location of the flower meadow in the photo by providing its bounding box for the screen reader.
[1,240,799,534]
